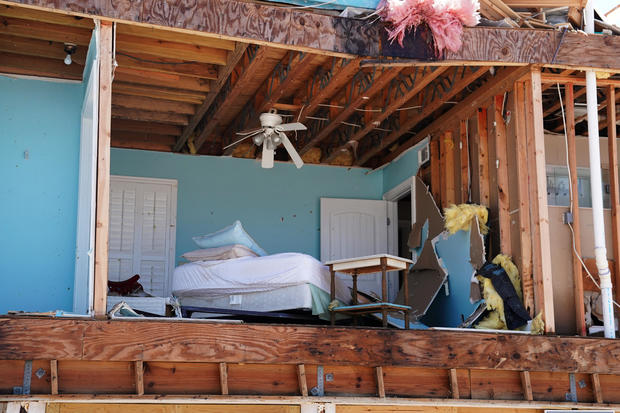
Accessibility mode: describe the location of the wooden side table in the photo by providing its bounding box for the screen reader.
[325,254,413,329]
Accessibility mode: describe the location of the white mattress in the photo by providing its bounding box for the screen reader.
[172,252,350,302]
[179,284,314,312]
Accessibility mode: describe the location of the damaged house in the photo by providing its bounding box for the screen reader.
[1,0,620,411]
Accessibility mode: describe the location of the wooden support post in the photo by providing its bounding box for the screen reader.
[449,369,459,399]
[134,361,144,396]
[591,373,604,404]
[430,139,441,205]
[439,133,447,208]
[444,131,456,206]
[607,86,620,300]
[514,82,535,316]
[219,362,229,395]
[566,83,586,336]
[525,68,555,333]
[477,108,490,206]
[460,119,470,204]
[93,21,114,318]
[375,367,385,398]
[494,94,511,255]
[520,371,533,401]
[50,360,58,395]
[297,364,308,397]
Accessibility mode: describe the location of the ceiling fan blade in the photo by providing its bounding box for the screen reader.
[276,122,307,132]
[222,134,256,151]
[279,132,304,169]
[262,141,275,169]
[236,128,263,136]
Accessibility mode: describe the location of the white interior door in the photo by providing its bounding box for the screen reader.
[73,47,99,314]
[108,176,177,297]
[320,198,393,298]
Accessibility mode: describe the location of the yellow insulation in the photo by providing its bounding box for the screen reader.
[492,254,522,301]
[444,204,488,235]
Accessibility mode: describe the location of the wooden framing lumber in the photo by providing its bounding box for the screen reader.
[113,83,206,105]
[459,119,470,204]
[297,364,308,397]
[0,51,84,80]
[449,369,459,399]
[2,1,620,71]
[111,95,196,115]
[477,107,490,207]
[50,360,58,395]
[514,82,534,316]
[494,94,511,255]
[540,74,620,88]
[0,16,92,45]
[0,3,94,28]
[520,371,533,401]
[115,53,219,80]
[430,139,441,205]
[4,318,620,374]
[357,66,489,166]
[114,67,211,92]
[111,107,189,125]
[566,83,586,336]
[380,66,529,165]
[591,373,604,403]
[134,361,144,396]
[444,131,456,206]
[93,20,113,319]
[525,69,555,333]
[607,86,620,300]
[439,133,447,208]
[219,362,229,395]
[375,367,385,398]
[115,23,235,52]
[0,33,87,64]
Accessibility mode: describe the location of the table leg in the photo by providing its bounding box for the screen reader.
[403,268,410,329]
[381,257,387,328]
[352,271,358,326]
[330,268,336,326]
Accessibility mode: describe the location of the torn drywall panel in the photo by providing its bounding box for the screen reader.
[413,176,444,244]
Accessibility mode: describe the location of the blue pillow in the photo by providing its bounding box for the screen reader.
[192,220,267,256]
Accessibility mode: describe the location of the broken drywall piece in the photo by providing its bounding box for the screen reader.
[396,234,448,321]
[413,176,444,242]
[408,218,426,250]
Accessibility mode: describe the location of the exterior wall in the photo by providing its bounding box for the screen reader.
[545,133,617,334]
[110,149,384,261]
[0,75,83,314]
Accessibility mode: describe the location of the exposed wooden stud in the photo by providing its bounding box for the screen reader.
[93,20,113,319]
[297,364,308,397]
[519,371,533,401]
[50,359,58,395]
[477,107,490,207]
[444,131,456,206]
[566,83,586,336]
[219,362,228,395]
[449,369,459,399]
[113,82,206,105]
[460,119,470,203]
[526,68,555,333]
[514,81,535,316]
[430,139,441,205]
[607,86,620,301]
[114,67,211,92]
[134,361,144,396]
[591,372,604,403]
[494,94,511,255]
[115,53,219,79]
[375,366,385,398]
[439,133,447,208]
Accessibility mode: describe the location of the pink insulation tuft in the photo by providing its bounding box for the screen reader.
[377,0,480,55]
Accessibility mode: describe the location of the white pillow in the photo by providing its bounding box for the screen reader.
[182,244,258,262]
[192,220,267,256]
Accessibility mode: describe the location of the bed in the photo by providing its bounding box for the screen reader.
[172,252,351,318]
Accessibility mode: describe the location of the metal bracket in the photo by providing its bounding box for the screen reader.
[310,365,325,396]
[22,360,32,395]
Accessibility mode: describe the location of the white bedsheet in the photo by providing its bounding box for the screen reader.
[173,252,350,302]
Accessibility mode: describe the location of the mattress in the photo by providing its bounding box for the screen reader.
[172,252,350,303]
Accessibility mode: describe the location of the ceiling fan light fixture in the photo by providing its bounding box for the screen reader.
[252,132,265,146]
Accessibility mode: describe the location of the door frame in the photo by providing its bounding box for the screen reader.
[110,175,178,296]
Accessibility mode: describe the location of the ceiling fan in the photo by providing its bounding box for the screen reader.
[224,110,307,169]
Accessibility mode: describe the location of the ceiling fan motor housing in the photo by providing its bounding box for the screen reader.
[259,112,283,128]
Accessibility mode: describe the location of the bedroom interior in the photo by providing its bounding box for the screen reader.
[2,0,620,409]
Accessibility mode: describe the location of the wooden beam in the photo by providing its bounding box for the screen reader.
[477,108,490,207]
[430,139,441,205]
[114,67,211,92]
[459,119,470,204]
[111,119,183,136]
[112,95,196,115]
[134,361,144,396]
[591,372,604,403]
[296,364,308,397]
[0,33,87,64]
[173,42,247,152]
[494,94,511,255]
[526,68,555,333]
[608,86,620,302]
[514,82,535,316]
[0,3,93,28]
[113,82,206,105]
[0,51,83,80]
[5,318,620,374]
[0,16,92,45]
[358,67,489,166]
[50,359,58,395]
[439,134,447,208]
[115,23,235,52]
[298,67,402,156]
[502,0,584,6]
[93,20,113,319]
[375,367,385,398]
[219,362,228,396]
[111,107,189,125]
[115,53,219,80]
[323,66,449,162]
[3,1,620,71]
[449,369,459,399]
[566,83,586,336]
[519,371,533,401]
[444,131,456,206]
[111,133,176,152]
[540,73,620,88]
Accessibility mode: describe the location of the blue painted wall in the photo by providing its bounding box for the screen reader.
[111,149,384,261]
[0,75,82,314]
[382,140,426,193]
